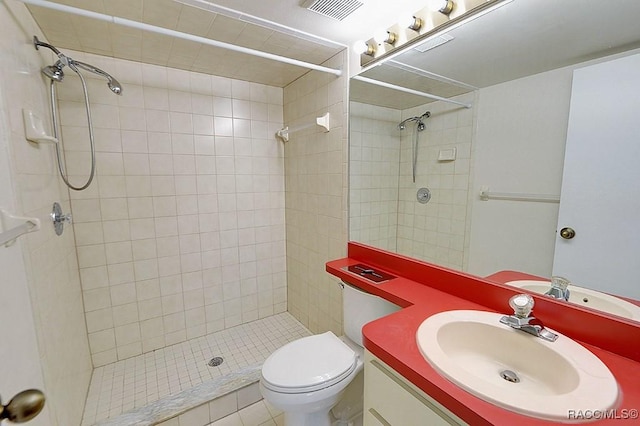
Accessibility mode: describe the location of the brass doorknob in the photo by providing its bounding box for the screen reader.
[560,227,576,239]
[0,389,45,423]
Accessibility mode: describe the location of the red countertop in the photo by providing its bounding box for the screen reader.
[326,242,640,425]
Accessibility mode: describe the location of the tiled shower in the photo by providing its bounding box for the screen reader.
[349,93,475,272]
[59,50,288,367]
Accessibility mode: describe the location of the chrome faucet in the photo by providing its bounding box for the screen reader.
[500,294,558,342]
[544,276,571,301]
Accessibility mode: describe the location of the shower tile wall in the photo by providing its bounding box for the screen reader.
[0,1,92,424]
[396,93,476,270]
[349,102,401,252]
[283,51,348,334]
[58,51,287,366]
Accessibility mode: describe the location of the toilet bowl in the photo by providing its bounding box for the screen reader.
[260,332,363,425]
[260,281,400,426]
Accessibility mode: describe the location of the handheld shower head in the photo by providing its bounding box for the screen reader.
[107,77,122,95]
[72,60,123,95]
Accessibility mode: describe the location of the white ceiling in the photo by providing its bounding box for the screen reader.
[26,0,640,95]
[196,0,432,45]
[26,0,352,87]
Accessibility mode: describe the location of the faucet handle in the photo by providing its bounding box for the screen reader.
[551,276,571,290]
[509,294,534,318]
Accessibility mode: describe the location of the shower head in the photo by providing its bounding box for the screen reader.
[32,37,122,95]
[107,77,123,95]
[42,64,64,82]
[398,111,431,131]
[398,117,414,130]
[73,60,123,95]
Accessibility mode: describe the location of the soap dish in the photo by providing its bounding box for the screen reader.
[23,109,58,144]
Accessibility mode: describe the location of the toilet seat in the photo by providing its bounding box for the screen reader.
[261,331,357,394]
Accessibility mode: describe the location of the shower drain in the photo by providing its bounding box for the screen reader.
[207,356,224,367]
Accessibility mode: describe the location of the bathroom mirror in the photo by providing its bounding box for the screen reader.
[348,0,640,322]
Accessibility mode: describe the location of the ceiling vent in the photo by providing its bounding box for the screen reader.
[302,0,364,21]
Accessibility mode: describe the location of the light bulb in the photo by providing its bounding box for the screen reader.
[353,40,375,56]
[373,30,388,44]
[430,0,454,15]
[400,15,423,31]
[373,30,397,45]
[353,40,368,54]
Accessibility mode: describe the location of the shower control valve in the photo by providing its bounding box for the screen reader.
[51,202,71,236]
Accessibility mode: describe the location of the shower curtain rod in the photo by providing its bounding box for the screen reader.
[19,0,343,77]
[352,76,472,108]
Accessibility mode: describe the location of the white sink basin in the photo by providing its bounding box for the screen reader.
[507,280,640,321]
[417,310,618,421]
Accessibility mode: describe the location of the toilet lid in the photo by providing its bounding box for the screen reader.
[261,331,357,393]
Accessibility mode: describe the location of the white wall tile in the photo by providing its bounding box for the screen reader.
[58,56,286,364]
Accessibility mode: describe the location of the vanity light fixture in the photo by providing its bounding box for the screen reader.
[432,0,455,15]
[401,15,424,31]
[357,0,513,68]
[374,30,398,45]
[354,40,376,56]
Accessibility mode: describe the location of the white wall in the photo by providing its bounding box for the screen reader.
[349,102,401,252]
[0,1,93,425]
[467,68,571,277]
[397,94,475,270]
[467,48,640,279]
[0,64,50,426]
[284,51,348,335]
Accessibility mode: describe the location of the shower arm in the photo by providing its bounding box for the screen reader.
[33,35,61,55]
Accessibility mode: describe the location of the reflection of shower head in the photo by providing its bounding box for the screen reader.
[398,110,431,131]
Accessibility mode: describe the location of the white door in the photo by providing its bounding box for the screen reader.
[552,53,640,299]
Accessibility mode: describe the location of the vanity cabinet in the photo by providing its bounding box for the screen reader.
[364,351,465,426]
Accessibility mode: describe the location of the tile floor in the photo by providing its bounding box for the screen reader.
[83,313,309,425]
[207,400,283,426]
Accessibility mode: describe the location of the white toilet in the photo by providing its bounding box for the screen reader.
[260,282,400,425]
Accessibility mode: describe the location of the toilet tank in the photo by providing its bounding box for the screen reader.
[342,281,400,347]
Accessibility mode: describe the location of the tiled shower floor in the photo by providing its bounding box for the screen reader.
[82,313,310,425]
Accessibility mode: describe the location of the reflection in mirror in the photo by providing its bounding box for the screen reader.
[350,91,474,270]
[348,0,640,321]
